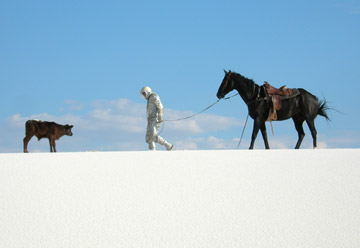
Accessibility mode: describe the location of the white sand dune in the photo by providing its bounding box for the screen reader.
[0,149,359,248]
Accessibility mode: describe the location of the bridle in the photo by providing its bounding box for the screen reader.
[222,71,260,105]
[221,71,232,95]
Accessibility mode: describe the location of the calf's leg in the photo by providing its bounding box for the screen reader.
[23,135,33,153]
[49,138,56,152]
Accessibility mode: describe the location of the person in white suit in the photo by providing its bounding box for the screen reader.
[140,86,174,151]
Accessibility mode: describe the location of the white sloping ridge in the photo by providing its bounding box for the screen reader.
[0,149,359,248]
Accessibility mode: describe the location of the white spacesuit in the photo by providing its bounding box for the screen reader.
[140,87,174,151]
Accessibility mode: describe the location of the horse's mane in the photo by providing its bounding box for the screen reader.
[232,72,258,88]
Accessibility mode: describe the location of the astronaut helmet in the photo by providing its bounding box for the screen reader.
[140,86,152,99]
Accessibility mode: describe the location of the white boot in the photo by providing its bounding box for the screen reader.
[149,142,156,151]
[155,136,174,151]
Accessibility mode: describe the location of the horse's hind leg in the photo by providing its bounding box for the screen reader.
[306,119,317,149]
[292,117,305,149]
[260,122,270,149]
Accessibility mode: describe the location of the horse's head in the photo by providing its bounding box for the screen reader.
[217,69,234,99]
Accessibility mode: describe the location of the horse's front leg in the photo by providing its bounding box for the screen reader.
[260,122,270,149]
[249,118,262,149]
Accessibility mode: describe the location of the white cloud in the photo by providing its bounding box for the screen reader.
[64,100,84,111]
[172,136,239,150]
[207,136,226,149]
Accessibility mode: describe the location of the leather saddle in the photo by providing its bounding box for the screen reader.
[264,81,298,121]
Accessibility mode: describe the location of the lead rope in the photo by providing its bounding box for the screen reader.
[158,93,239,135]
[163,99,221,122]
[158,98,221,135]
[163,93,239,122]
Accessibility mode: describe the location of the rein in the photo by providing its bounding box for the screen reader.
[221,71,232,94]
[237,113,249,148]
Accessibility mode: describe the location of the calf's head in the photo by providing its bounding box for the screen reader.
[65,125,74,136]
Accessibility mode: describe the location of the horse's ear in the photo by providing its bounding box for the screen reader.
[229,70,232,73]
[223,69,228,74]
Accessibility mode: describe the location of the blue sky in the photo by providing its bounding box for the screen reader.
[1,0,359,152]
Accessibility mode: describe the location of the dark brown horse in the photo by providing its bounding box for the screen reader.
[217,70,330,149]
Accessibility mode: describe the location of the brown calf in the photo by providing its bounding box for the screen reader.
[23,120,73,153]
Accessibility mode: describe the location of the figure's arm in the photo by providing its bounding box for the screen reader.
[153,95,164,122]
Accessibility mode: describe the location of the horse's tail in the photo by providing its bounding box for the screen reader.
[318,99,331,121]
